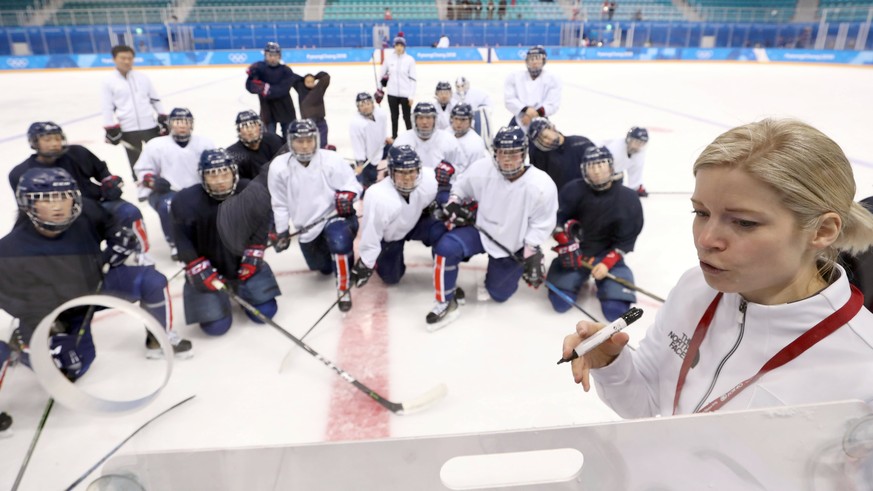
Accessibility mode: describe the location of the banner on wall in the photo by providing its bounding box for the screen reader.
[0,47,871,70]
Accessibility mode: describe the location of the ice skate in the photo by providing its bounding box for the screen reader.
[425,298,459,332]
[146,331,193,360]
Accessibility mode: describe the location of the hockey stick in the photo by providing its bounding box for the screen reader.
[576,259,665,303]
[472,224,600,322]
[286,211,339,241]
[63,395,195,491]
[214,281,446,414]
[278,287,351,373]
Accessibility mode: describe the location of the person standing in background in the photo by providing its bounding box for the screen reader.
[380,33,417,139]
[245,42,302,139]
[101,44,167,182]
[296,71,332,148]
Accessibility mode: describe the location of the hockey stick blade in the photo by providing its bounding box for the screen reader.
[216,282,447,415]
[396,383,448,415]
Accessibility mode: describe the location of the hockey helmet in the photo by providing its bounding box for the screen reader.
[199,148,238,201]
[288,119,320,163]
[455,76,470,98]
[168,107,194,143]
[450,103,473,137]
[626,126,649,155]
[356,92,375,117]
[492,126,528,180]
[528,117,561,152]
[16,167,82,233]
[581,146,615,191]
[525,45,547,78]
[413,102,438,140]
[27,121,68,159]
[386,145,422,195]
[235,110,263,147]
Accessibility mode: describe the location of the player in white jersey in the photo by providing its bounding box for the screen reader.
[349,146,448,289]
[349,92,391,189]
[452,76,494,144]
[427,126,558,329]
[434,81,454,131]
[134,107,216,259]
[101,44,167,181]
[448,103,488,174]
[605,126,650,197]
[503,46,562,132]
[393,102,459,170]
[268,119,363,311]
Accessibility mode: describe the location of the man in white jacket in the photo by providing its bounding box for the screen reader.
[101,45,167,181]
[503,45,562,133]
[379,34,417,139]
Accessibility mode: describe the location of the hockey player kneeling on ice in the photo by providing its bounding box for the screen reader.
[11,122,151,263]
[172,149,281,336]
[546,146,643,321]
[392,102,459,170]
[349,92,392,190]
[428,126,558,328]
[227,110,286,180]
[134,107,215,260]
[605,126,650,197]
[433,81,454,131]
[527,117,595,191]
[0,168,190,386]
[268,119,362,312]
[350,146,447,289]
[449,103,488,175]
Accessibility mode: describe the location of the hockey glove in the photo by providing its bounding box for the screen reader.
[552,220,586,270]
[374,89,385,105]
[104,227,141,267]
[142,173,172,194]
[104,125,122,146]
[186,257,224,293]
[50,333,87,381]
[350,258,374,289]
[435,160,455,189]
[100,175,124,201]
[273,230,291,253]
[238,245,265,281]
[636,185,649,198]
[250,79,265,94]
[443,200,477,228]
[157,113,169,136]
[335,190,357,218]
[380,75,389,88]
[522,247,545,289]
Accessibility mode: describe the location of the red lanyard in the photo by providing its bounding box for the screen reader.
[672,285,863,415]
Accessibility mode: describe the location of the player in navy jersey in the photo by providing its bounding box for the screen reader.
[546,146,644,321]
[527,117,595,191]
[10,121,150,257]
[227,110,285,180]
[172,149,280,336]
[0,168,190,392]
[428,126,557,329]
[245,42,303,139]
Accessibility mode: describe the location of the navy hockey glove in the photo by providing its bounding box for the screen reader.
[350,258,374,288]
[104,125,122,145]
[186,257,224,293]
[444,200,477,228]
[522,247,545,289]
[104,227,141,267]
[435,160,455,189]
[357,162,379,189]
[50,333,88,381]
[552,219,586,270]
[157,113,169,136]
[335,191,357,218]
[273,231,291,253]
[142,173,172,194]
[238,245,265,281]
[100,175,124,201]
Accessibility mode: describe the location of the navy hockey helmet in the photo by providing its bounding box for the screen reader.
[16,167,82,233]
[525,45,547,78]
[264,42,281,65]
[264,42,281,54]
[27,121,68,159]
[386,145,423,195]
[235,110,263,147]
[288,119,320,163]
[168,107,194,143]
[450,103,473,137]
[527,117,561,152]
[581,145,615,191]
[455,76,470,97]
[199,148,238,201]
[356,92,375,117]
[413,102,438,140]
[435,81,452,93]
[626,126,649,155]
[492,126,528,180]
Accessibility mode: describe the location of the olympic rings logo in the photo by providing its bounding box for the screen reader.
[7,58,29,68]
[228,53,248,64]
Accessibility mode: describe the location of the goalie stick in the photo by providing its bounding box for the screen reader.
[472,224,601,323]
[63,395,196,491]
[214,281,447,414]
